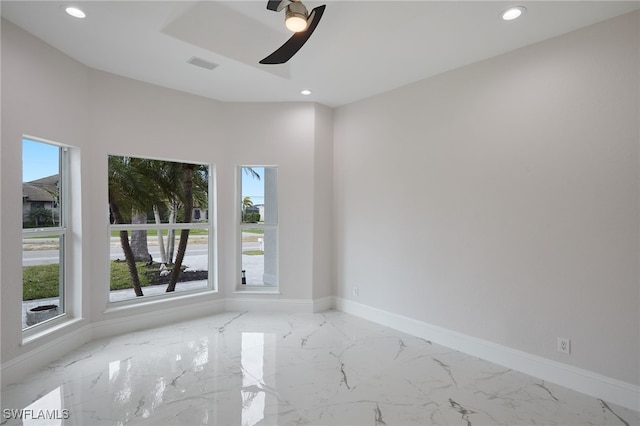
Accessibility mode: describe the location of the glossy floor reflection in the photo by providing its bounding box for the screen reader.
[1,311,638,425]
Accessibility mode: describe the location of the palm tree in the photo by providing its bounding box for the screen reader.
[242,196,253,214]
[165,163,208,292]
[108,156,158,297]
[137,159,208,266]
[243,167,261,181]
[136,159,183,265]
[130,212,150,261]
[166,163,196,292]
[28,207,54,227]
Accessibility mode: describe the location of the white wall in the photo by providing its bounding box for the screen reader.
[1,19,93,365]
[334,11,639,385]
[1,20,333,369]
[220,102,318,301]
[312,104,334,300]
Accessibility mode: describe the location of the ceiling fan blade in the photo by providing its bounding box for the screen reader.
[259,5,326,65]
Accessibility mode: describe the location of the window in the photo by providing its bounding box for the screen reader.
[239,166,278,289]
[22,138,67,329]
[108,155,214,302]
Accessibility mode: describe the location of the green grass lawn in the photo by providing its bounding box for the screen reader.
[23,264,61,300]
[109,261,152,291]
[242,250,264,255]
[23,261,160,300]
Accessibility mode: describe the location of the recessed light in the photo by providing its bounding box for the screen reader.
[501,6,526,21]
[65,6,86,19]
[301,89,312,96]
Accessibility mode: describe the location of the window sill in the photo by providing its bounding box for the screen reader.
[22,316,86,347]
[104,288,219,314]
[233,287,281,295]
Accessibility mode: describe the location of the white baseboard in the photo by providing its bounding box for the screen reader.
[225,295,335,313]
[1,321,93,386]
[313,295,335,313]
[225,297,315,313]
[335,297,640,412]
[93,298,227,339]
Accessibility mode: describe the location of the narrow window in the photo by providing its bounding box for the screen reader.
[107,155,214,302]
[239,166,278,288]
[22,138,67,329]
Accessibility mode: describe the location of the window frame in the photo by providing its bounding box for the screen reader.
[22,137,69,332]
[237,166,279,293]
[106,155,216,306]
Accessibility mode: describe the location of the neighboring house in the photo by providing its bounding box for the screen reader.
[241,204,265,222]
[192,207,208,222]
[22,174,59,226]
[256,204,264,222]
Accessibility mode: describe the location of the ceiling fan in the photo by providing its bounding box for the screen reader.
[259,0,326,65]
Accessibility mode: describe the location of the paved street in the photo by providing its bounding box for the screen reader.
[22,242,211,266]
[23,236,262,265]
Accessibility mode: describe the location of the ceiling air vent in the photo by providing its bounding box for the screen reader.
[187,56,218,71]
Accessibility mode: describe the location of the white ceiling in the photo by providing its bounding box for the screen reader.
[2,1,638,107]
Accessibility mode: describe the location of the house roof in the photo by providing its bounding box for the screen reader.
[28,174,59,188]
[23,174,59,202]
[22,184,55,202]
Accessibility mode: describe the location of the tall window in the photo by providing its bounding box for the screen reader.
[108,155,214,302]
[239,166,278,288]
[22,138,67,329]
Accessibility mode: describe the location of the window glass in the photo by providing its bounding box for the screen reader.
[22,138,66,329]
[108,155,213,302]
[240,167,278,288]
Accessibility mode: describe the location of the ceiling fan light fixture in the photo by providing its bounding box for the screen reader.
[285,14,307,32]
[285,2,309,32]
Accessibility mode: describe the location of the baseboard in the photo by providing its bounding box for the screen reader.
[93,298,226,339]
[1,321,93,386]
[225,296,336,313]
[335,297,640,412]
[225,297,316,313]
[313,295,335,313]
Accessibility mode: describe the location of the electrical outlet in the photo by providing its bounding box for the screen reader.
[557,337,571,354]
[352,287,359,297]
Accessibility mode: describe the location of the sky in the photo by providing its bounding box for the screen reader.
[23,139,266,202]
[22,139,59,182]
[242,167,265,205]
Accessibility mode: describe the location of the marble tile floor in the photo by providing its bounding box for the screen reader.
[1,310,638,426]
